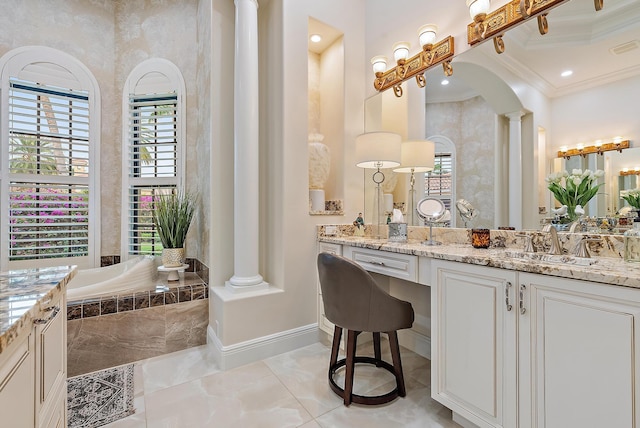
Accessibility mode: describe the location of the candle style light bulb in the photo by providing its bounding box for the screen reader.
[371,56,387,75]
[418,24,438,47]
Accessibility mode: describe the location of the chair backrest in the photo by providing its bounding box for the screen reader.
[317,252,414,333]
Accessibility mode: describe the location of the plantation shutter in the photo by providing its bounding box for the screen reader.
[425,153,453,211]
[126,93,178,255]
[7,80,91,261]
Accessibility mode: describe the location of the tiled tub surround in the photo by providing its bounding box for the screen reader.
[0,265,76,355]
[317,225,640,288]
[100,256,209,286]
[67,272,209,377]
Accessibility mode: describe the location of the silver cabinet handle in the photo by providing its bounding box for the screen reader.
[369,260,385,266]
[34,306,60,325]
[505,281,513,311]
[519,284,526,315]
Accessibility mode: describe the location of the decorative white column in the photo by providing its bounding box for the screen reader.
[506,111,525,230]
[227,0,268,292]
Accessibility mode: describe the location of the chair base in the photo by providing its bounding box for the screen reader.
[328,355,401,405]
[328,327,407,406]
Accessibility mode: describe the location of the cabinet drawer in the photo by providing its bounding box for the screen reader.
[344,247,417,282]
[318,242,342,256]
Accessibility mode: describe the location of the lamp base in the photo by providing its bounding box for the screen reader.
[422,240,442,246]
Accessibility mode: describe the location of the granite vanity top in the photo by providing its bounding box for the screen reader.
[0,265,76,355]
[319,235,640,289]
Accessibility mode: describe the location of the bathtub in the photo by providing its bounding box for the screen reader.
[67,255,159,301]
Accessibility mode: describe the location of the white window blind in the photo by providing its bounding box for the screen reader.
[126,93,178,255]
[425,153,453,211]
[7,80,91,261]
[128,94,177,179]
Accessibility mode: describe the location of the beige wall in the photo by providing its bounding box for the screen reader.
[426,96,497,229]
[0,0,208,264]
[208,0,367,346]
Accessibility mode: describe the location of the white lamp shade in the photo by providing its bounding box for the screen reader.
[392,41,411,62]
[371,55,387,74]
[394,140,435,173]
[355,132,402,169]
[466,0,491,19]
[418,24,438,46]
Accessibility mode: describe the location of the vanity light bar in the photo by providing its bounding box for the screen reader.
[372,36,455,97]
[620,168,640,176]
[467,0,571,54]
[557,140,630,159]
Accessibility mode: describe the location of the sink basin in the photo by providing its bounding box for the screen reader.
[501,250,598,266]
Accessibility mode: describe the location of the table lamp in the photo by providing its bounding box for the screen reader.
[355,132,402,238]
[394,140,435,225]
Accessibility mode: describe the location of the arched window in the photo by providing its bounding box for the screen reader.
[424,135,457,227]
[0,47,101,270]
[121,59,186,258]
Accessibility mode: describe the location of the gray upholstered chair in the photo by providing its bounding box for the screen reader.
[317,252,415,406]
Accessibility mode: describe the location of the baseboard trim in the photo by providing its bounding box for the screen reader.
[398,328,431,360]
[207,323,319,370]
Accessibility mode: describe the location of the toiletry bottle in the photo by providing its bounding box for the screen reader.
[624,211,640,262]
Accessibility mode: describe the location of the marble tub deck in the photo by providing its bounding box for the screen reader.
[104,338,460,428]
[67,272,209,377]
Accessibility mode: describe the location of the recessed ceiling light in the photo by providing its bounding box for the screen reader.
[310,34,322,43]
[561,70,573,77]
[441,79,449,85]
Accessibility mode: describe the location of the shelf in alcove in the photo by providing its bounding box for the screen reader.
[309,199,343,216]
[310,210,344,216]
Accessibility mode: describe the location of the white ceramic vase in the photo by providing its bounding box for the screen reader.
[308,133,330,190]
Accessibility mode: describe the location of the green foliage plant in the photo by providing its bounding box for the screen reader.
[152,190,196,249]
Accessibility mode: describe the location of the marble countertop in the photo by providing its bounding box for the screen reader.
[319,236,640,289]
[0,265,76,356]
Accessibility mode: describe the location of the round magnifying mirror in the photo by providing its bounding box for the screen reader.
[455,198,478,228]
[416,197,446,246]
[416,197,446,222]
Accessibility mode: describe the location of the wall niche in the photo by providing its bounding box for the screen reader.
[308,17,344,215]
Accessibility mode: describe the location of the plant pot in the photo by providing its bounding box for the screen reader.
[162,248,185,268]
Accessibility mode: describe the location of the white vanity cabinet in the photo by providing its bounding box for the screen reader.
[0,330,36,427]
[0,290,67,428]
[521,272,640,428]
[35,291,67,428]
[431,260,517,428]
[432,259,640,428]
[317,242,342,335]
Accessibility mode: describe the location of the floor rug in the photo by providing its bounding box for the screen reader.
[67,364,135,428]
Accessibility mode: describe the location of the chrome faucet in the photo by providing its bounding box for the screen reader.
[548,226,563,255]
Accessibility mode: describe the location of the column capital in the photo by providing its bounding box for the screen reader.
[505,110,526,121]
[235,0,259,9]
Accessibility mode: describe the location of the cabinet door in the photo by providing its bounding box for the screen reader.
[36,293,67,428]
[0,332,35,428]
[522,273,640,428]
[431,260,517,428]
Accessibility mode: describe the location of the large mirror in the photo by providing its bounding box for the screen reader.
[378,0,640,231]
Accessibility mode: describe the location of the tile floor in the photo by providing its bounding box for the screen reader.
[103,337,461,428]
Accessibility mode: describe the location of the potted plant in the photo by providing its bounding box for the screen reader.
[152,190,197,267]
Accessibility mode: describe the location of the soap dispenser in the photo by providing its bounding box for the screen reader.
[624,210,640,262]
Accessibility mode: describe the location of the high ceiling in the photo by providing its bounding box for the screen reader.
[426,0,640,101]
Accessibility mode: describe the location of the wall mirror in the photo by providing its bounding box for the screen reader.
[376,0,640,229]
